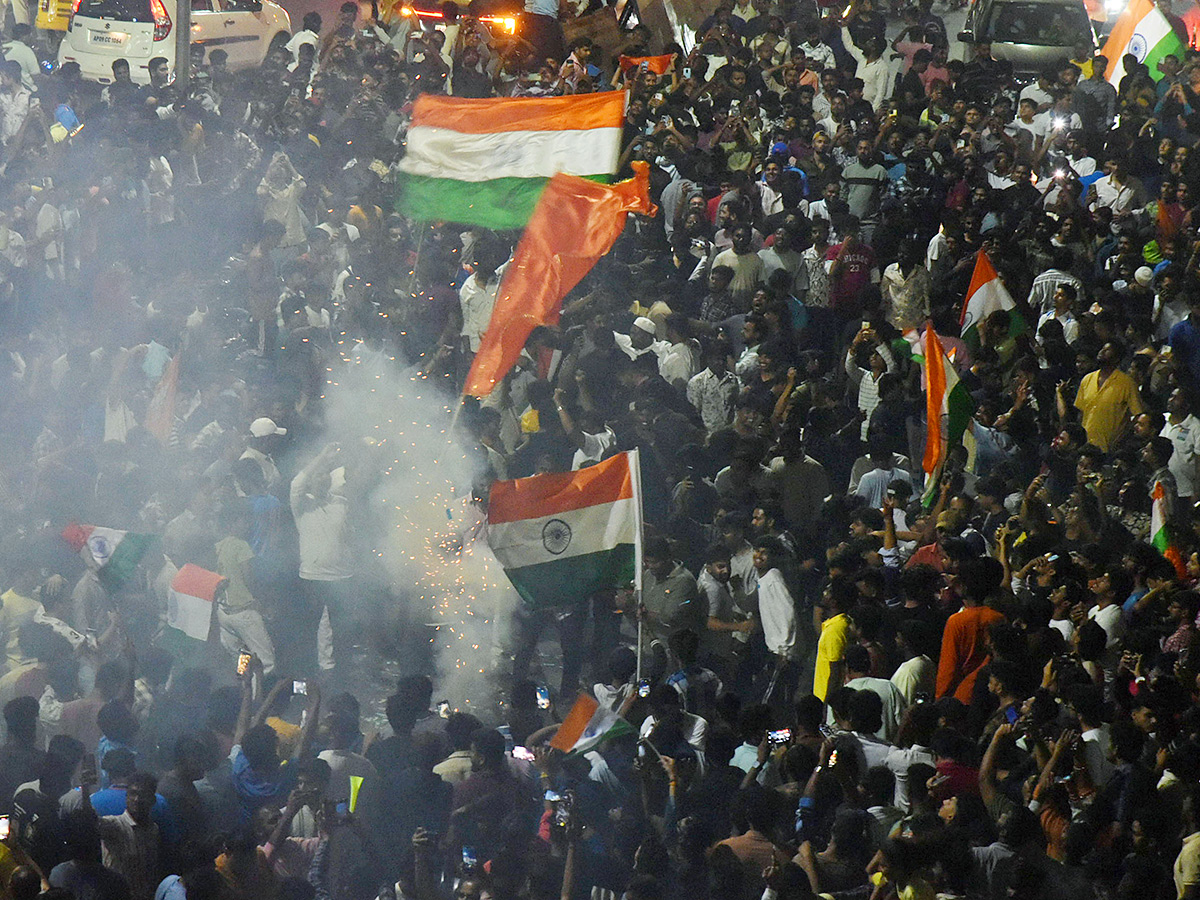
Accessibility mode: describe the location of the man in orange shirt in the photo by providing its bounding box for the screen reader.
[936,558,1005,703]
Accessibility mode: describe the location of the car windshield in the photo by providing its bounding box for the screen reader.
[74,0,153,20]
[984,2,1091,45]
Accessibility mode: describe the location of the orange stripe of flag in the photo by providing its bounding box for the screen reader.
[489,452,634,524]
[924,325,948,475]
[550,693,599,751]
[1101,0,1155,81]
[411,91,626,135]
[960,250,998,327]
[618,54,675,75]
[463,163,655,398]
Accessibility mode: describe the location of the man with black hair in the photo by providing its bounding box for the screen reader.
[451,728,530,859]
[49,809,130,900]
[936,558,1006,703]
[640,535,701,663]
[885,701,937,811]
[81,769,159,900]
[0,696,44,814]
[699,543,754,679]
[155,734,211,847]
[715,786,790,897]
[752,536,800,709]
[1087,567,1132,682]
[432,712,481,785]
[1067,684,1113,786]
[843,644,907,741]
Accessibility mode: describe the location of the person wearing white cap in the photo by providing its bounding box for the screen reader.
[240,418,287,492]
[613,317,670,364]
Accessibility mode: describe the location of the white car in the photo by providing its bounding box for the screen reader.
[59,0,292,84]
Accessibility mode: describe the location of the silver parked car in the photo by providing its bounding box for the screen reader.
[958,0,1097,79]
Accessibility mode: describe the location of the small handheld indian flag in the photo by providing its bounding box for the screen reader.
[550,693,634,756]
[1151,480,1187,577]
[959,250,1025,351]
[168,564,223,642]
[922,325,974,507]
[61,523,155,590]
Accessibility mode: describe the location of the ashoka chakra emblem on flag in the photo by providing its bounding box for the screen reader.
[1130,32,1148,60]
[542,519,572,555]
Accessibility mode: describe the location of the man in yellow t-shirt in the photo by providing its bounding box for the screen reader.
[1073,342,1144,451]
[813,581,852,701]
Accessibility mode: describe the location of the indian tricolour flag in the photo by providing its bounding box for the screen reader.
[1102,0,1187,87]
[398,92,626,230]
[960,250,1025,351]
[61,523,155,590]
[550,693,635,756]
[167,564,223,642]
[922,325,974,505]
[487,450,643,609]
[1151,480,1187,576]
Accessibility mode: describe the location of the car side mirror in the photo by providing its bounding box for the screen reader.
[957,30,973,42]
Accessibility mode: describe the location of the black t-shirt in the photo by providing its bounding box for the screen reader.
[12,786,68,873]
[49,860,131,900]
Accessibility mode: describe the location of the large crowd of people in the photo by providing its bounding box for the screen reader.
[0,1,1196,900]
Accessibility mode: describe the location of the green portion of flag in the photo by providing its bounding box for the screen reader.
[503,545,636,610]
[98,532,155,591]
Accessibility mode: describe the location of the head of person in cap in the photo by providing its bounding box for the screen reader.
[250,417,287,439]
[630,317,659,350]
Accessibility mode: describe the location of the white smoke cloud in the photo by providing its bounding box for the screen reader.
[319,340,520,717]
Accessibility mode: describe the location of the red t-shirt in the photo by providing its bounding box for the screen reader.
[825,240,876,313]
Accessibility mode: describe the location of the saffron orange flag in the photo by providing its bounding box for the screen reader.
[463,162,656,398]
[618,53,675,75]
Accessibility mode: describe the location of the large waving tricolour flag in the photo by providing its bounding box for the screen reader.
[397,92,626,230]
[487,450,643,609]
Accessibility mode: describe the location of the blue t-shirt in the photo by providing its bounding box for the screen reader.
[1169,318,1200,384]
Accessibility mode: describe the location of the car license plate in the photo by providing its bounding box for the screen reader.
[89,30,128,45]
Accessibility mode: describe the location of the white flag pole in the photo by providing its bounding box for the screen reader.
[630,448,645,683]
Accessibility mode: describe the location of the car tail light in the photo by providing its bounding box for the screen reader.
[150,0,171,40]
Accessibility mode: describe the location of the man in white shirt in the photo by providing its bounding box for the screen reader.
[752,537,799,707]
[1086,568,1130,682]
[842,645,907,742]
[614,316,670,364]
[1036,284,1080,344]
[1027,249,1084,314]
[319,708,379,823]
[687,343,739,434]
[1089,156,1148,218]
[458,238,509,357]
[658,313,697,388]
[884,701,937,810]
[291,443,356,675]
[285,13,322,69]
[2,26,38,91]
[1163,387,1200,499]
